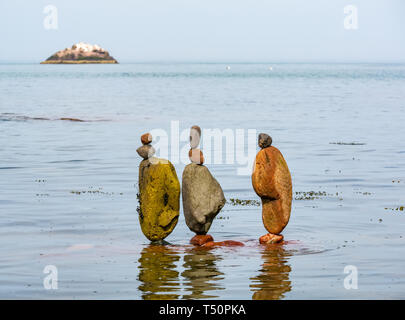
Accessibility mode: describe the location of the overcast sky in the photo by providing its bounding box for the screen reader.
[0,0,404,62]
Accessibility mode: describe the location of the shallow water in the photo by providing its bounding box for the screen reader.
[1,63,405,299]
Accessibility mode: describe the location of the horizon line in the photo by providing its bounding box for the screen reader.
[1,60,405,65]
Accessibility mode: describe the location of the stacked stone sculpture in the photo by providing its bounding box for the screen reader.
[135,129,292,247]
[251,133,292,244]
[182,125,226,245]
[136,133,180,242]
[136,133,155,159]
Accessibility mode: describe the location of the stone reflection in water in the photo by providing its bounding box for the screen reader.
[138,244,181,300]
[250,245,292,300]
[181,248,224,299]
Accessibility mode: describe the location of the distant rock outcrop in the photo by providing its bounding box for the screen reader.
[41,42,118,64]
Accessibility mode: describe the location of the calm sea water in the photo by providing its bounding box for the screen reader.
[0,63,405,299]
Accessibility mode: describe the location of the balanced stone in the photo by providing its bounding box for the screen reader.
[259,233,284,244]
[141,133,152,145]
[252,142,292,236]
[190,234,214,246]
[137,144,155,159]
[188,148,204,165]
[258,133,272,149]
[182,164,225,234]
[189,125,201,149]
[138,157,180,241]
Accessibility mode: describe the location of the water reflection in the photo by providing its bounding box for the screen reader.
[250,244,292,300]
[138,244,181,300]
[181,248,224,299]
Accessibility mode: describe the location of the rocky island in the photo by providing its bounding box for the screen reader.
[41,42,118,64]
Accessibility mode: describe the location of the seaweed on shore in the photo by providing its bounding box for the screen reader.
[60,117,85,122]
[136,192,143,220]
[229,192,342,204]
[384,206,404,212]
[294,191,342,201]
[329,142,366,145]
[70,187,123,196]
[228,198,260,206]
[354,191,372,195]
[0,113,112,122]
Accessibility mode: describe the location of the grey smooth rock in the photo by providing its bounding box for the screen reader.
[137,145,155,159]
[258,133,272,149]
[182,163,226,234]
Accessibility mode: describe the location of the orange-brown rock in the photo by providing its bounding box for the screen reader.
[188,148,204,165]
[259,233,284,244]
[141,133,152,145]
[190,234,214,246]
[202,240,244,248]
[252,146,292,234]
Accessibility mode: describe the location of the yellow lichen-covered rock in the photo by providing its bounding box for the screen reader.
[138,158,180,241]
